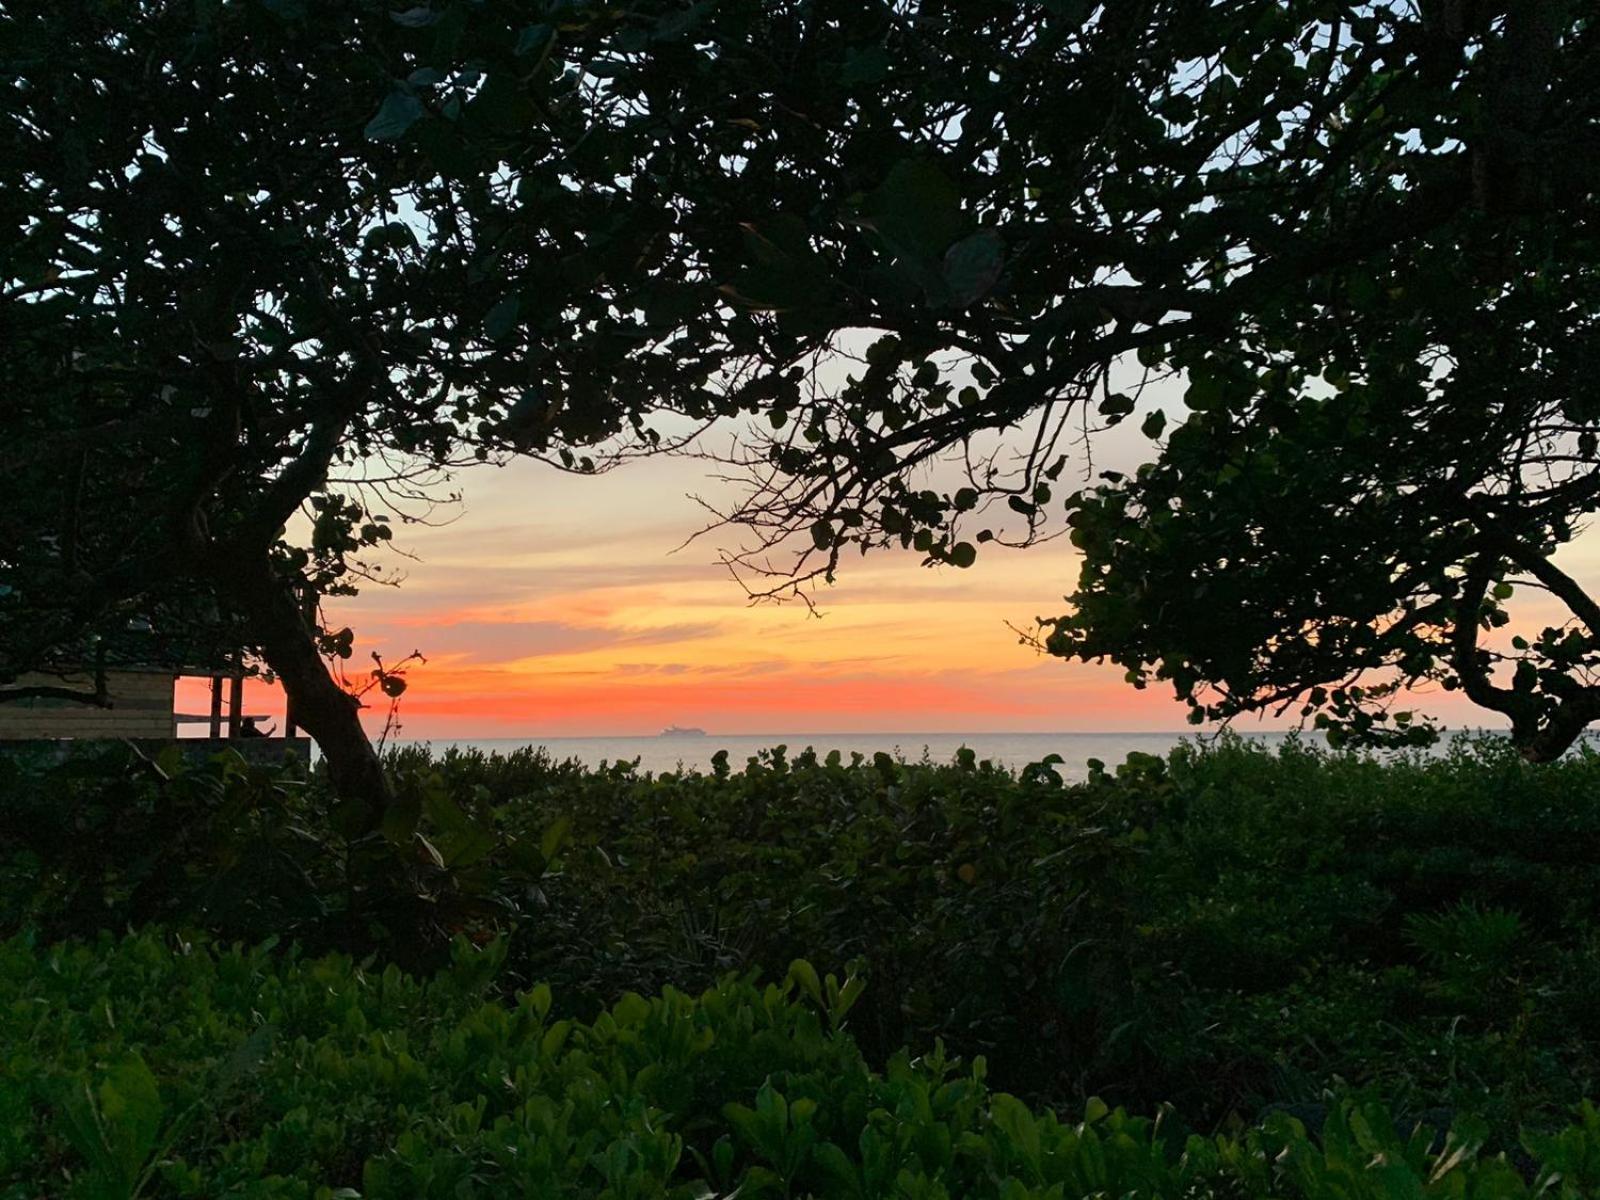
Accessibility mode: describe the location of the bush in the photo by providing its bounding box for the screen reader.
[8,931,1600,1199]
[0,746,557,973]
[5,735,1600,1136]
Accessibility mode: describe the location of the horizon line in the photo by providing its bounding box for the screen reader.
[380,726,1514,742]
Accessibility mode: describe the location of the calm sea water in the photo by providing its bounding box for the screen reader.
[389,730,1311,783]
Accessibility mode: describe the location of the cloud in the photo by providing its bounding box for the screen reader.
[360,619,722,664]
[310,444,1242,736]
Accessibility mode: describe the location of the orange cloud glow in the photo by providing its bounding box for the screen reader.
[184,429,1596,741]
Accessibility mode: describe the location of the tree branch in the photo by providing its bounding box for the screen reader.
[0,684,112,708]
[1450,554,1526,723]
[1495,534,1600,635]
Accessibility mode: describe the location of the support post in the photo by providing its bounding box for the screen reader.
[209,676,223,739]
[285,585,315,739]
[227,661,243,739]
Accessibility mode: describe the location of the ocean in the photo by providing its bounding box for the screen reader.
[388,730,1312,783]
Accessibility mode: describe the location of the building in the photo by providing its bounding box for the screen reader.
[0,658,310,763]
[0,665,181,739]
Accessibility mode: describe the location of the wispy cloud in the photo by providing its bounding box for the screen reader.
[226,446,1580,739]
[365,619,721,663]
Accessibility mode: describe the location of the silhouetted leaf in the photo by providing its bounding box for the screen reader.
[943,230,1004,307]
[365,88,424,141]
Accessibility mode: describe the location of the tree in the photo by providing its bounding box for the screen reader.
[1043,186,1600,759]
[1035,3,1600,760]
[0,0,789,816]
[7,0,1596,795]
[673,1,1599,759]
[7,0,1157,805]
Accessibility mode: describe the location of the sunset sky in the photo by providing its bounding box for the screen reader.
[269,451,1155,739]
[184,385,1599,741]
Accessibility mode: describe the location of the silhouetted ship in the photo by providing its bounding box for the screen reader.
[659,725,707,737]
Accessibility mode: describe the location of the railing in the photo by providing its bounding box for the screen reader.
[0,737,315,768]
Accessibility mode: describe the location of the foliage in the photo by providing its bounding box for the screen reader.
[0,0,820,808]
[6,736,1600,1140]
[662,2,1596,758]
[1023,5,1600,760]
[8,929,1600,1198]
[1042,253,1600,760]
[0,745,562,974]
[9,1,1599,792]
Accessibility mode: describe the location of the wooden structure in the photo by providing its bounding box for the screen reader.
[0,666,182,739]
[2,609,315,762]
[0,661,306,758]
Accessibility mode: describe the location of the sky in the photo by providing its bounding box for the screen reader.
[249,451,1172,739]
[181,396,1600,741]
[208,416,1592,747]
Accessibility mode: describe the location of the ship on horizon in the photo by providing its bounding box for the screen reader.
[659,724,707,737]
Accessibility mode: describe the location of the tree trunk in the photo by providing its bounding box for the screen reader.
[1519,691,1600,764]
[215,552,389,826]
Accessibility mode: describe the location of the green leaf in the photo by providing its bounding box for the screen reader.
[389,6,440,27]
[540,814,572,860]
[1184,373,1227,412]
[484,295,521,341]
[787,959,823,1005]
[381,793,422,844]
[421,782,469,833]
[515,23,554,56]
[364,88,425,141]
[1140,409,1167,439]
[58,1054,165,1192]
[527,982,553,1020]
[438,823,495,868]
[829,973,866,1025]
[943,229,1004,307]
[863,159,963,261]
[613,992,651,1026]
[950,541,977,568]
[812,1141,861,1190]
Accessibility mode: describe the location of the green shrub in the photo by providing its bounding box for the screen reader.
[0,746,559,973]
[7,931,1600,1199]
[6,735,1600,1136]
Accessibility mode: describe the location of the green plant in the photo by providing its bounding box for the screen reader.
[0,744,565,973]
[52,1054,167,1200]
[7,734,1600,1139]
[6,931,1598,1198]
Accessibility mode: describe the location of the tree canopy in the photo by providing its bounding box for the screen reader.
[4,0,1597,790]
[1,0,790,810]
[679,0,1600,759]
[1052,4,1600,759]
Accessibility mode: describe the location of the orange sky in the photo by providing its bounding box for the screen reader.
[290,453,1179,738]
[183,397,1599,741]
